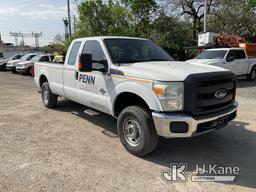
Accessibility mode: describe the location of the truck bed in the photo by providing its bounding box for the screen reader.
[34,61,64,97]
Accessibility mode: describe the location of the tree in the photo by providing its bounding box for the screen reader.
[77,0,132,37]
[163,0,219,42]
[53,34,64,44]
[210,0,256,39]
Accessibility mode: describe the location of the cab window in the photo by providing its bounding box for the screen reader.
[226,50,236,61]
[68,41,81,65]
[39,56,50,62]
[235,50,246,59]
[82,40,107,71]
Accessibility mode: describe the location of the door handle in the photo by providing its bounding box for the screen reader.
[75,71,79,80]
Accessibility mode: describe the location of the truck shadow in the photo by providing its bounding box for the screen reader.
[55,100,256,189]
[236,79,256,88]
[56,99,118,136]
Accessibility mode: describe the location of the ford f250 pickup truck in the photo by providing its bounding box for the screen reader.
[34,36,238,156]
[186,48,256,81]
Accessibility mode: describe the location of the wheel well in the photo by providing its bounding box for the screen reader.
[39,75,48,87]
[114,92,150,117]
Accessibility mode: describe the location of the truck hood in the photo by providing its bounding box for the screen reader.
[118,61,228,81]
[186,58,223,65]
[7,59,22,66]
[18,61,32,65]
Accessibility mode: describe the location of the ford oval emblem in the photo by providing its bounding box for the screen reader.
[215,89,228,99]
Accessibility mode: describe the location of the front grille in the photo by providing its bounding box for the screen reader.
[184,71,236,116]
[195,78,235,113]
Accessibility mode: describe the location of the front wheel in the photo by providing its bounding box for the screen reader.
[41,82,58,108]
[247,66,256,81]
[1,64,6,71]
[117,106,159,156]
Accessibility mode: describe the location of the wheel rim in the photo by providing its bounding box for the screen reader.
[252,70,256,79]
[123,118,141,147]
[43,88,49,103]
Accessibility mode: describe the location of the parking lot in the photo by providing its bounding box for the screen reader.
[0,71,256,192]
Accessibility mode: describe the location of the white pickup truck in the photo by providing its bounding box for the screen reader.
[34,36,238,156]
[16,54,54,75]
[187,48,256,80]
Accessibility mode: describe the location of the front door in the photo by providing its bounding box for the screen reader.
[75,40,110,114]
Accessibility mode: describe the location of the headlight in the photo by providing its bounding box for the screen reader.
[153,81,184,111]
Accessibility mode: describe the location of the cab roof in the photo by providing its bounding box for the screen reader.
[74,36,150,42]
[206,48,244,51]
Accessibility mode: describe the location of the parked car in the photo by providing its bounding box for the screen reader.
[186,48,256,81]
[6,53,38,73]
[34,36,238,156]
[0,54,23,71]
[16,54,54,75]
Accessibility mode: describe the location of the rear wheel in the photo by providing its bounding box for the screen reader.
[117,106,159,156]
[41,82,58,108]
[248,66,256,81]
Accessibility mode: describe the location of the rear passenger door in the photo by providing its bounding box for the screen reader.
[226,50,239,75]
[234,50,248,75]
[63,41,82,100]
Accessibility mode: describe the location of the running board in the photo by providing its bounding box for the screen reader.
[83,109,101,116]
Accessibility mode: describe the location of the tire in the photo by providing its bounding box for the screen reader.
[247,66,256,81]
[2,64,6,71]
[27,67,32,76]
[41,82,58,108]
[0,64,6,71]
[117,106,159,156]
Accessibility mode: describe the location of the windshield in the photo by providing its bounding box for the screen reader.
[104,39,173,64]
[21,54,36,61]
[31,55,42,61]
[12,55,22,60]
[196,50,227,59]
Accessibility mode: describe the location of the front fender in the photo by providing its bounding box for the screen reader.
[109,81,163,115]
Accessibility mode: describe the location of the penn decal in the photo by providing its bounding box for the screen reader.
[79,74,96,85]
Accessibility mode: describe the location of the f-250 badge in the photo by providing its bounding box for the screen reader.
[79,74,96,85]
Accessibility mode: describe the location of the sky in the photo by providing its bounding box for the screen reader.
[0,0,78,47]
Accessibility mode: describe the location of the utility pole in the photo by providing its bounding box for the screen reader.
[63,18,69,41]
[32,32,42,48]
[10,31,42,47]
[203,0,208,33]
[10,32,20,46]
[73,15,76,33]
[67,0,72,38]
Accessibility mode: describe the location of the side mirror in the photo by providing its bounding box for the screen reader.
[227,56,234,62]
[79,53,92,72]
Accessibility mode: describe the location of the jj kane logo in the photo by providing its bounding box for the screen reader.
[162,163,239,182]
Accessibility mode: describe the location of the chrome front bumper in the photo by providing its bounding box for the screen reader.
[152,101,238,138]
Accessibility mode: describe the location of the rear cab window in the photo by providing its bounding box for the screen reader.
[234,50,246,59]
[68,41,82,65]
